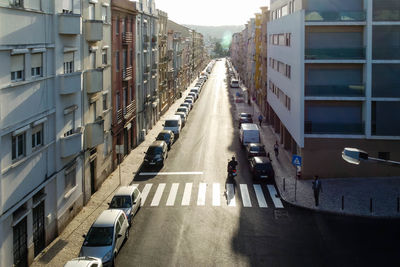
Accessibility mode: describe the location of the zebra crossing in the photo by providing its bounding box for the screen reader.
[131,182,284,209]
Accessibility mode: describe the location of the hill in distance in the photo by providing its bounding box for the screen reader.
[183,24,244,40]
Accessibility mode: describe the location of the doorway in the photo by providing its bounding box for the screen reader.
[33,201,45,257]
[90,160,96,195]
[13,217,27,267]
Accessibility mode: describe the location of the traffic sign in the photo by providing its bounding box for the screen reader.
[292,155,302,166]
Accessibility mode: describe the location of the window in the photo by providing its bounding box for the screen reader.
[130,86,134,102]
[103,93,107,110]
[102,49,107,65]
[116,51,119,71]
[123,49,127,70]
[130,49,133,66]
[122,19,126,33]
[89,51,96,69]
[92,102,97,121]
[116,18,119,34]
[10,0,23,7]
[101,6,107,22]
[286,65,291,79]
[63,52,74,74]
[116,92,120,111]
[62,0,72,13]
[123,87,128,111]
[64,107,76,137]
[12,132,26,160]
[31,53,42,78]
[65,164,76,192]
[11,54,25,82]
[88,3,95,20]
[285,33,291,46]
[31,124,43,149]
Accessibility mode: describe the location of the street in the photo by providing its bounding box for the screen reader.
[116,61,400,267]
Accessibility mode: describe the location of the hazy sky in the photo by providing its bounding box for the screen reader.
[155,0,270,26]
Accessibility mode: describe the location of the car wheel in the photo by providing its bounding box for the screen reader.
[125,228,129,241]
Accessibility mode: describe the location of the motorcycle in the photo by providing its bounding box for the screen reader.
[227,165,237,179]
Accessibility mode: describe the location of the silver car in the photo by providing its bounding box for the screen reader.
[108,186,141,226]
[80,210,129,267]
[64,256,102,267]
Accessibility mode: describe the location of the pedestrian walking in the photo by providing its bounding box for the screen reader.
[312,175,322,206]
[273,141,279,157]
[258,114,263,126]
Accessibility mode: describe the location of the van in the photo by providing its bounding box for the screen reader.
[240,123,260,146]
[163,115,182,138]
[230,79,239,88]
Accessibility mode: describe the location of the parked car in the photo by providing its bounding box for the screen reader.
[190,88,199,96]
[156,130,175,150]
[163,115,182,137]
[177,106,189,117]
[240,123,260,146]
[230,79,239,88]
[239,113,253,128]
[185,95,195,103]
[180,103,191,111]
[79,210,129,266]
[188,92,198,101]
[249,157,275,180]
[175,112,187,127]
[108,185,141,226]
[184,99,194,109]
[246,143,267,158]
[143,140,168,167]
[64,256,102,267]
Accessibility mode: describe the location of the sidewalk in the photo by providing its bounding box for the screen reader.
[233,85,400,219]
[32,82,196,266]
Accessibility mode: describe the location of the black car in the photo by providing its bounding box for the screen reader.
[246,143,267,158]
[239,113,253,128]
[143,141,168,168]
[249,157,274,180]
[156,130,175,150]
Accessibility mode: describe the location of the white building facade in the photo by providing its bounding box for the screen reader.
[267,0,400,178]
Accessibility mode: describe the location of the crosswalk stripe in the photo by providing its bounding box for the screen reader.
[240,184,252,207]
[197,183,207,206]
[226,184,236,207]
[166,183,179,206]
[212,183,220,206]
[182,183,192,206]
[253,184,268,208]
[151,184,166,206]
[267,185,284,208]
[131,184,139,188]
[141,184,153,206]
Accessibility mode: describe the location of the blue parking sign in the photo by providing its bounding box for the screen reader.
[292,155,302,166]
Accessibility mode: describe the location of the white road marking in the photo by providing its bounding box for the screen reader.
[226,184,236,207]
[131,184,139,188]
[197,183,207,206]
[212,183,220,206]
[267,185,284,208]
[140,184,153,206]
[166,183,179,206]
[240,184,252,207]
[182,183,193,206]
[151,183,166,206]
[253,184,268,208]
[139,172,203,176]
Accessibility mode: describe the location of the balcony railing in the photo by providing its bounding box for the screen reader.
[305,84,365,97]
[123,101,136,119]
[152,63,157,69]
[373,46,400,60]
[144,35,149,43]
[122,32,133,44]
[60,128,83,158]
[144,65,150,73]
[122,66,133,81]
[305,121,364,135]
[59,71,82,95]
[59,13,81,35]
[305,10,366,22]
[85,20,103,42]
[116,109,123,123]
[305,48,365,60]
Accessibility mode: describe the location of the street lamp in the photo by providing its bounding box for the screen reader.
[342,147,400,167]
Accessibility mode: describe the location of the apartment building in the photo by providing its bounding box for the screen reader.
[81,0,112,201]
[111,0,138,168]
[268,0,400,178]
[260,7,270,116]
[0,1,84,266]
[157,10,169,115]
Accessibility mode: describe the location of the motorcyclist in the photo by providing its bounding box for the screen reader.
[227,156,238,174]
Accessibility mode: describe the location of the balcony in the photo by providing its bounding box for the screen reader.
[60,128,83,158]
[152,63,157,69]
[59,13,81,35]
[85,20,103,42]
[122,32,133,44]
[59,72,82,95]
[122,66,133,81]
[116,109,123,123]
[84,69,103,94]
[167,70,174,80]
[143,73,149,80]
[305,48,365,60]
[152,35,158,43]
[144,35,149,43]
[144,65,150,73]
[85,119,104,149]
[305,11,366,22]
[124,101,136,120]
[305,121,364,135]
[305,84,365,97]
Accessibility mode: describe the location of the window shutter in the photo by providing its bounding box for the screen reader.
[64,112,73,132]
[11,55,24,72]
[63,0,73,11]
[31,53,42,68]
[64,52,73,62]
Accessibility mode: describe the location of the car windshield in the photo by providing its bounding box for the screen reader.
[147,146,163,155]
[240,113,251,118]
[250,146,265,153]
[157,133,169,141]
[84,227,113,247]
[110,196,131,209]
[177,108,187,113]
[165,120,178,127]
[255,163,271,171]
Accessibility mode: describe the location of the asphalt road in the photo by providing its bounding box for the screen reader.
[116,60,400,267]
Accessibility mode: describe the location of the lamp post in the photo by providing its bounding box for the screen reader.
[342,147,400,167]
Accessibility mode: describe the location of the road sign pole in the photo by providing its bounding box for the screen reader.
[292,155,302,202]
[294,166,297,202]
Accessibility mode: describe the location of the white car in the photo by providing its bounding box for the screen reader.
[176,107,189,117]
[175,112,187,127]
[64,257,102,267]
[188,92,197,101]
[108,186,141,226]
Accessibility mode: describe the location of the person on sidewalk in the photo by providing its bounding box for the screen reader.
[312,175,322,206]
[258,114,263,126]
[274,141,279,157]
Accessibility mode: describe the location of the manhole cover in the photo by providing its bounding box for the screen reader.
[274,209,289,220]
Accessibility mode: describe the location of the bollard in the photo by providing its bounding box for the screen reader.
[370,198,373,213]
[341,196,344,210]
[283,178,286,191]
